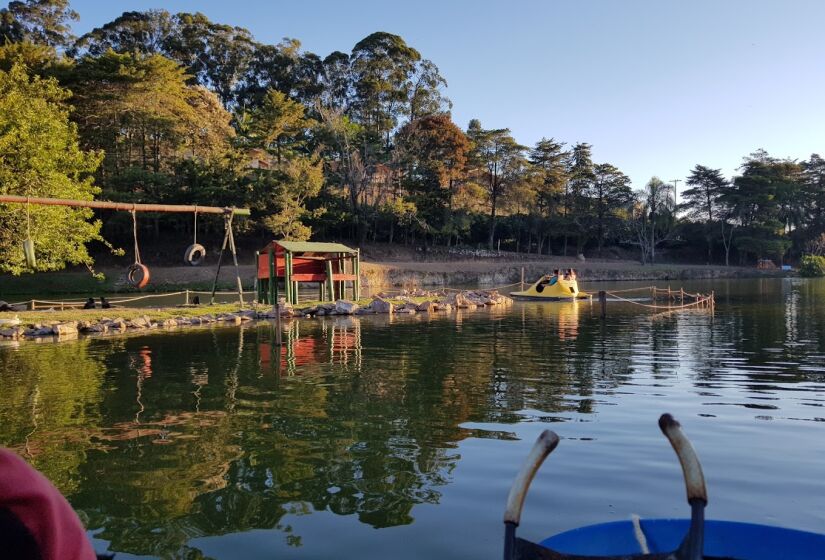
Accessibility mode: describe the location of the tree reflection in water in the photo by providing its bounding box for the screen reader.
[1,280,825,558]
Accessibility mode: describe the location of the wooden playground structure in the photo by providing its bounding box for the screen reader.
[256,241,361,305]
[0,195,250,304]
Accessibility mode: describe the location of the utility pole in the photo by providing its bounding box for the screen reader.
[670,179,681,210]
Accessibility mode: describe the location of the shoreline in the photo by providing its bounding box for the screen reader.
[0,258,788,297]
[0,289,512,344]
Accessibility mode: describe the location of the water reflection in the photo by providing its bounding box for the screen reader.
[259,318,363,376]
[0,279,824,559]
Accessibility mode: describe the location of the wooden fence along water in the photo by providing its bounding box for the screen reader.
[597,286,715,319]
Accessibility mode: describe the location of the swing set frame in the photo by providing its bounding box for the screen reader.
[0,195,251,305]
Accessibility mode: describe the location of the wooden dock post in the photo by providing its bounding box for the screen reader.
[185,289,190,306]
[275,305,283,346]
[520,267,525,291]
[680,287,684,305]
[598,290,607,319]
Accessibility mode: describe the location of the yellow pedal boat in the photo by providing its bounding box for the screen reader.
[510,274,590,301]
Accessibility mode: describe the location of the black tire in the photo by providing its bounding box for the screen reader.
[184,243,206,266]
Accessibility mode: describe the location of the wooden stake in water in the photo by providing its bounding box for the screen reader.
[521,267,525,291]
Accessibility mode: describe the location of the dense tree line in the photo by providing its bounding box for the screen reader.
[0,0,823,273]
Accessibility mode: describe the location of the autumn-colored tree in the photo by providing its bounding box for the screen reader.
[396,114,469,241]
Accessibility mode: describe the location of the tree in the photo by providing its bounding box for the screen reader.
[529,138,568,254]
[682,165,727,263]
[466,120,526,249]
[238,39,324,109]
[0,0,78,48]
[258,157,324,240]
[350,32,422,143]
[248,89,309,164]
[246,87,321,239]
[0,37,62,72]
[396,114,469,242]
[801,154,825,238]
[69,10,174,57]
[630,177,675,264]
[408,59,450,120]
[72,11,256,108]
[566,142,596,254]
[591,163,632,256]
[64,51,234,200]
[722,150,800,264]
[315,103,376,243]
[0,64,103,274]
[320,50,352,111]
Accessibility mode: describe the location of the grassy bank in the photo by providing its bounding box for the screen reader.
[11,303,251,325]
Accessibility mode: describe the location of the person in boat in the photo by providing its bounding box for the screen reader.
[100,297,111,309]
[0,448,100,559]
[83,298,95,309]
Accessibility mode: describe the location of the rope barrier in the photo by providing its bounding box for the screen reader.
[20,290,254,310]
[605,291,712,310]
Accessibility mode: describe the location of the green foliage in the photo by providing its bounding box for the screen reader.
[0,63,103,274]
[0,0,78,48]
[258,157,324,240]
[466,120,527,248]
[62,51,234,202]
[248,89,308,161]
[799,255,825,277]
[3,3,822,263]
[0,39,60,72]
[350,32,421,135]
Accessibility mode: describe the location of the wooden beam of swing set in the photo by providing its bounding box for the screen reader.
[0,195,251,216]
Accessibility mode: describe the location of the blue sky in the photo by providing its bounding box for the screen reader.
[69,1,824,191]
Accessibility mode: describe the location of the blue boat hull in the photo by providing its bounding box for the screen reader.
[540,519,825,559]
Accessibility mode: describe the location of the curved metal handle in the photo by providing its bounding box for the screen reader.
[504,430,561,526]
[658,414,707,504]
[659,414,707,560]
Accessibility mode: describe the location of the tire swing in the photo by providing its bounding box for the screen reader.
[22,197,37,269]
[127,208,150,289]
[184,206,206,266]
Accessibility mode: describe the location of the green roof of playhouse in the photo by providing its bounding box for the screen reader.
[274,241,358,254]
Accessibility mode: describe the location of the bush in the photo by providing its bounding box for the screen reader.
[799,255,825,277]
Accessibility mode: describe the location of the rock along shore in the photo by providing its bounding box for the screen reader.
[0,289,512,343]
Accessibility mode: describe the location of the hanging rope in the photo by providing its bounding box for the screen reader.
[131,208,141,265]
[184,204,206,266]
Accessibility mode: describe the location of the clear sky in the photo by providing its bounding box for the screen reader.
[69,0,824,190]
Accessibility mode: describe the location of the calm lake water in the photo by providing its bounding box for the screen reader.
[1,278,824,559]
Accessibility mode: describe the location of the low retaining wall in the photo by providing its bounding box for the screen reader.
[360,263,784,288]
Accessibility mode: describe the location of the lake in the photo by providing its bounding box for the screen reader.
[1,278,823,559]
